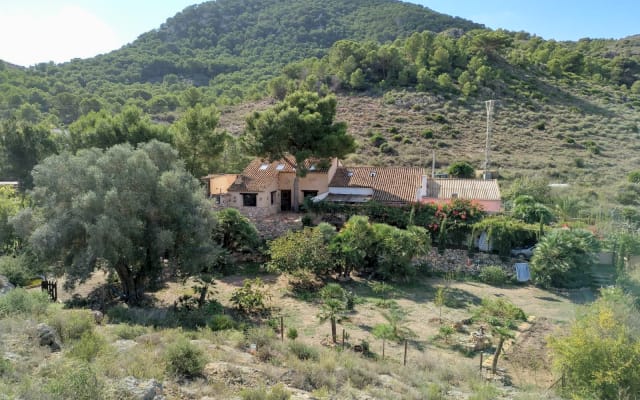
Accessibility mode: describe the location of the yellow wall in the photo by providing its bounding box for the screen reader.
[206,174,237,196]
[299,172,329,203]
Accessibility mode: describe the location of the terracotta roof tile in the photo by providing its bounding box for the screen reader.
[330,167,424,204]
[228,156,330,192]
[425,179,501,201]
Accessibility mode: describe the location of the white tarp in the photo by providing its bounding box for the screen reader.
[514,263,530,282]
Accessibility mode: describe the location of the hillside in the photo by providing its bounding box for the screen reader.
[72,0,481,85]
[0,0,639,209]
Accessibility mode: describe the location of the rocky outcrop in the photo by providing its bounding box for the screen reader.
[35,323,61,352]
[117,376,164,400]
[0,275,15,295]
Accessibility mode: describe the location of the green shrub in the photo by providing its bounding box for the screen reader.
[45,361,105,400]
[438,325,455,342]
[479,266,509,286]
[0,288,49,317]
[421,129,434,139]
[48,309,94,343]
[286,327,298,340]
[164,337,207,378]
[113,323,148,340]
[69,331,107,362]
[391,134,402,141]
[379,143,396,155]
[370,132,386,147]
[240,383,291,400]
[0,255,32,287]
[0,357,12,377]
[469,383,501,400]
[288,341,319,361]
[213,207,261,253]
[230,278,271,315]
[208,314,235,331]
[301,214,314,227]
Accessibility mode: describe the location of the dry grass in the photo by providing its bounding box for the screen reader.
[0,273,576,399]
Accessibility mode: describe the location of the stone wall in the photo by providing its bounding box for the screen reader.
[417,249,510,275]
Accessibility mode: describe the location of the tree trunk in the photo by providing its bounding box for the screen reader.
[492,336,505,374]
[115,262,145,305]
[292,174,300,212]
[330,317,337,343]
[197,282,209,308]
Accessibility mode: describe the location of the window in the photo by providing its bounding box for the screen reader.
[302,190,318,199]
[213,195,221,205]
[271,191,277,205]
[276,163,285,171]
[259,163,269,170]
[242,193,257,207]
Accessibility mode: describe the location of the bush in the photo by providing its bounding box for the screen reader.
[0,254,32,287]
[447,161,475,178]
[230,278,271,315]
[286,327,298,340]
[213,208,261,253]
[479,266,509,286]
[301,214,314,227]
[0,288,49,317]
[421,129,434,139]
[164,337,207,378]
[240,383,291,400]
[0,357,12,377]
[69,331,107,362]
[48,310,95,343]
[288,341,319,361]
[45,361,105,400]
[113,323,148,340]
[370,132,386,147]
[208,314,235,331]
[548,288,640,399]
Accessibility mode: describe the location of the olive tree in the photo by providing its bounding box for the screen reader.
[11,141,219,304]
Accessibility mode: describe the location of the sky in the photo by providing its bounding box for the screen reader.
[0,0,639,67]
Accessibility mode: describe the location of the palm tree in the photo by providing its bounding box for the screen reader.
[317,283,348,343]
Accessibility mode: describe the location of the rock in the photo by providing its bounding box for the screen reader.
[91,310,104,325]
[118,376,164,400]
[36,323,61,352]
[0,275,15,295]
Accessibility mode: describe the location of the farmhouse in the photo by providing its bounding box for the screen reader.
[203,157,502,216]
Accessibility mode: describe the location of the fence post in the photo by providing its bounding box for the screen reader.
[480,352,484,376]
[403,340,408,366]
[280,316,284,342]
[342,329,345,349]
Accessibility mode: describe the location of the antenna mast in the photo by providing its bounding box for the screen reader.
[484,100,495,180]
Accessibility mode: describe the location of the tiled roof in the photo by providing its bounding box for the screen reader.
[228,156,330,192]
[330,167,425,204]
[425,179,501,201]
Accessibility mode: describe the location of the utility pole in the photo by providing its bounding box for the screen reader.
[484,100,496,180]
